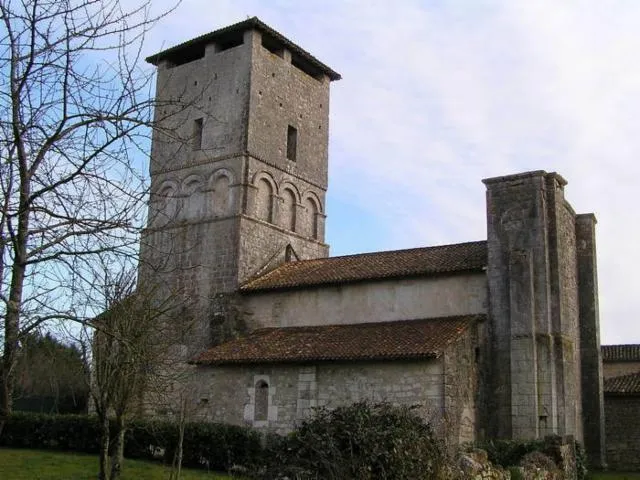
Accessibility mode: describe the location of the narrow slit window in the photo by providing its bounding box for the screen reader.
[255,380,269,422]
[287,125,297,161]
[192,118,203,151]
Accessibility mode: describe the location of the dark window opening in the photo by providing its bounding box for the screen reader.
[261,35,284,58]
[287,125,297,161]
[291,52,324,81]
[165,45,205,68]
[192,118,203,151]
[255,380,269,421]
[216,33,244,52]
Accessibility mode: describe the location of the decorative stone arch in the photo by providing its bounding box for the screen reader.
[279,182,301,232]
[301,192,323,239]
[251,171,278,223]
[153,180,180,227]
[209,168,236,217]
[181,174,205,221]
[182,174,205,194]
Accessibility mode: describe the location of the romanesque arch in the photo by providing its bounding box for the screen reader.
[210,168,234,217]
[182,174,205,221]
[301,193,322,239]
[252,172,277,223]
[154,180,179,227]
[280,184,300,232]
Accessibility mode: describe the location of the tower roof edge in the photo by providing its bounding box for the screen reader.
[146,16,341,81]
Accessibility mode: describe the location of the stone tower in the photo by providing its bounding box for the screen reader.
[483,171,605,466]
[140,18,341,352]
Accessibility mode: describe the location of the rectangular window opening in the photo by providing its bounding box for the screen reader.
[165,45,205,68]
[261,35,284,58]
[192,118,203,151]
[287,125,297,161]
[291,53,323,81]
[216,33,244,52]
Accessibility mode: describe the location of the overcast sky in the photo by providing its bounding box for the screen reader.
[146,1,640,345]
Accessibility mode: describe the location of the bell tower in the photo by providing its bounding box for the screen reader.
[140,18,341,351]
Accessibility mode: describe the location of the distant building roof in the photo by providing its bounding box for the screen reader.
[146,16,341,81]
[193,315,483,366]
[602,344,640,362]
[604,371,640,395]
[240,240,487,292]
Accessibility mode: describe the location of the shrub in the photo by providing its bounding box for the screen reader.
[252,401,447,480]
[574,440,587,480]
[476,436,588,479]
[0,411,261,472]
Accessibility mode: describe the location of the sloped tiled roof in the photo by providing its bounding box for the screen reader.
[604,371,640,395]
[241,240,487,292]
[146,17,341,81]
[601,344,640,362]
[193,315,483,366]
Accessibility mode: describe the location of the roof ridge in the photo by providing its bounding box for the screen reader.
[297,239,488,263]
[146,16,341,80]
[249,315,483,334]
[240,240,488,292]
[193,314,481,366]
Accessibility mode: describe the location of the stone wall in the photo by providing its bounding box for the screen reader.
[603,361,640,380]
[193,359,445,435]
[242,272,487,330]
[483,171,587,442]
[605,395,640,471]
[444,325,479,445]
[194,328,479,444]
[576,213,606,468]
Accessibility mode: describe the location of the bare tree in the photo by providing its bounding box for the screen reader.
[0,0,183,430]
[87,265,194,480]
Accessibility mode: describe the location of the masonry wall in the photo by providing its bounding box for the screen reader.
[242,272,487,329]
[483,171,586,441]
[603,361,640,380]
[444,326,479,445]
[194,359,446,435]
[605,395,640,471]
[141,26,336,354]
[576,213,606,468]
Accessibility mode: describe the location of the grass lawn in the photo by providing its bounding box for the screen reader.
[0,448,235,480]
[591,473,640,480]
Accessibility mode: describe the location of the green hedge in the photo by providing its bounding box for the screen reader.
[0,412,261,472]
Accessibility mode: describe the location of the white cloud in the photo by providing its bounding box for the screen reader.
[147,0,640,343]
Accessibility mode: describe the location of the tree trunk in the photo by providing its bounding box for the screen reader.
[109,415,125,480]
[170,397,187,480]
[98,414,110,480]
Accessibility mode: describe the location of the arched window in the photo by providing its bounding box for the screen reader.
[254,380,269,422]
[156,185,178,227]
[183,178,204,221]
[281,189,296,231]
[256,178,273,222]
[212,174,230,216]
[303,197,319,239]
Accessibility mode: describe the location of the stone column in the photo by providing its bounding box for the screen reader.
[483,171,558,439]
[576,213,606,468]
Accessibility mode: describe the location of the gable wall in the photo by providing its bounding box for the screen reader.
[242,272,487,329]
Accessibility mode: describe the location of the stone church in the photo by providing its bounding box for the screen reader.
[141,17,606,467]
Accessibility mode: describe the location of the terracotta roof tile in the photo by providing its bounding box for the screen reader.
[192,315,483,366]
[602,344,640,362]
[604,371,640,395]
[241,240,487,292]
